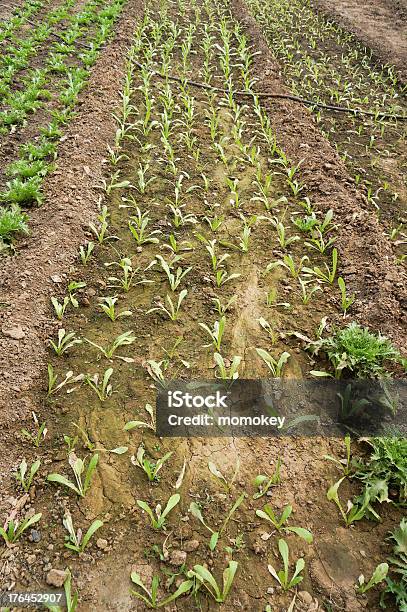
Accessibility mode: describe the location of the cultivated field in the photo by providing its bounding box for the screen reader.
[0,0,406,610]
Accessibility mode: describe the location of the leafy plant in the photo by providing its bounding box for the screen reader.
[47,452,98,497]
[199,317,225,351]
[99,296,132,321]
[131,446,172,482]
[85,368,114,401]
[21,412,47,447]
[124,403,156,432]
[0,512,42,545]
[214,353,242,380]
[63,512,103,554]
[311,323,401,378]
[356,562,388,594]
[208,459,239,492]
[0,204,29,241]
[338,277,355,314]
[326,477,371,526]
[256,504,313,543]
[131,570,192,608]
[267,539,305,591]
[256,348,290,377]
[15,458,40,492]
[147,290,187,321]
[137,494,180,530]
[84,331,135,359]
[45,569,78,612]
[187,561,238,603]
[253,458,282,498]
[49,329,81,356]
[304,248,338,284]
[324,435,353,476]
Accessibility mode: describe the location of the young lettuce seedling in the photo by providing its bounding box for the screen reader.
[355,562,388,594]
[124,403,156,432]
[253,458,282,498]
[137,493,180,530]
[187,560,238,603]
[214,353,242,380]
[256,504,313,543]
[63,511,103,555]
[47,452,99,498]
[21,411,47,447]
[132,445,172,482]
[324,434,353,476]
[199,317,226,351]
[327,477,374,526]
[99,296,132,321]
[85,368,114,402]
[0,512,42,545]
[256,348,290,377]
[15,458,41,492]
[131,569,192,608]
[267,539,305,591]
[49,329,82,356]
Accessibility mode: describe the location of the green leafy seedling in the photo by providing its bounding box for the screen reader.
[0,512,42,545]
[187,560,238,603]
[268,539,305,591]
[256,504,313,543]
[137,494,180,530]
[131,571,192,608]
[132,445,172,482]
[47,452,98,497]
[15,458,40,492]
[63,512,103,554]
[356,562,388,594]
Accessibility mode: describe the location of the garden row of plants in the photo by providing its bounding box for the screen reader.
[0,0,128,251]
[0,0,45,44]
[3,0,403,608]
[245,0,407,262]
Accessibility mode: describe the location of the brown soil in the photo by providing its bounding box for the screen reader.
[312,0,407,82]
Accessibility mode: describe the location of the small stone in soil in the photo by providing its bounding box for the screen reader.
[46,568,68,588]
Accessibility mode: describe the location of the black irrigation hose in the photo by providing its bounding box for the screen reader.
[135,62,407,121]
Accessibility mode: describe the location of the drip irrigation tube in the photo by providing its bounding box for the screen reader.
[135,62,407,121]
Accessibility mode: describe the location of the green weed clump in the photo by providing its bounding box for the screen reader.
[314,322,401,377]
[355,437,407,504]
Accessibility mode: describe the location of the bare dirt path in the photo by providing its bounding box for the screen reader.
[312,0,407,82]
